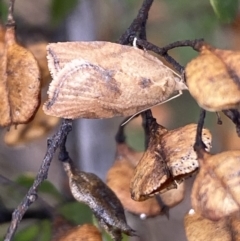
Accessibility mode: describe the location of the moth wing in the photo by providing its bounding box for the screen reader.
[43,59,122,119]
[161,124,212,179]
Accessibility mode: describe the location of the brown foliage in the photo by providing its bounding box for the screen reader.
[184,209,240,241]
[186,43,240,111]
[130,121,212,201]
[0,25,40,127]
[43,41,187,119]
[191,150,240,221]
[106,143,185,217]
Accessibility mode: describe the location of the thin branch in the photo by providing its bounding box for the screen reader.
[4,119,72,241]
[132,38,204,73]
[194,109,206,158]
[222,109,240,137]
[118,0,154,44]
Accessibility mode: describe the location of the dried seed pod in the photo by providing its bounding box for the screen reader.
[191,150,240,221]
[130,116,212,201]
[106,142,185,218]
[184,209,240,241]
[4,101,59,146]
[52,221,102,241]
[184,209,231,241]
[60,153,136,241]
[43,41,187,119]
[186,43,240,111]
[0,25,40,127]
[51,215,75,241]
[27,41,51,87]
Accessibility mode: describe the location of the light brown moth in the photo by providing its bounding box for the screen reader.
[43,41,187,119]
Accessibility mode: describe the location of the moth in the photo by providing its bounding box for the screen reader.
[43,41,187,119]
[130,120,212,201]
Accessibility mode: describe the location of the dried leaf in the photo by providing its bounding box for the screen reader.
[191,150,240,221]
[0,25,40,127]
[4,101,59,146]
[52,222,102,241]
[43,41,187,119]
[130,119,212,201]
[106,143,185,218]
[186,43,240,111]
[61,157,136,241]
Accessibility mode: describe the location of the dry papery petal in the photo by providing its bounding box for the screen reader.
[191,150,240,221]
[186,43,240,111]
[130,121,212,201]
[184,209,240,241]
[0,25,40,127]
[61,156,136,241]
[4,101,59,146]
[53,224,102,241]
[43,41,187,119]
[106,143,185,218]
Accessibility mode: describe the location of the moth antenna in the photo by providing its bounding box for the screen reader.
[121,90,183,126]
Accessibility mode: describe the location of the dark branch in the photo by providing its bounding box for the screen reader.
[4,119,72,241]
[194,109,206,158]
[141,110,155,149]
[222,109,240,137]
[131,38,204,73]
[118,0,154,44]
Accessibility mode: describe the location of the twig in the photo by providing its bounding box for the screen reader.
[4,119,72,241]
[132,38,204,73]
[118,0,154,44]
[194,109,206,158]
[222,109,240,137]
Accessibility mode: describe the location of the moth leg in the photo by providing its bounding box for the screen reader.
[133,37,138,48]
[121,90,183,126]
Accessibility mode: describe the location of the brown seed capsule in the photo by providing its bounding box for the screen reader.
[184,209,231,241]
[191,150,240,221]
[43,41,187,119]
[0,25,40,127]
[106,143,185,218]
[53,223,102,241]
[186,43,240,111]
[130,119,212,201]
[4,101,59,146]
[27,41,51,87]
